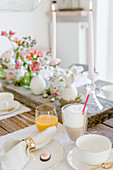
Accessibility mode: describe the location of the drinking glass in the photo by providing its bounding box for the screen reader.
[35,104,58,132]
[62,103,87,142]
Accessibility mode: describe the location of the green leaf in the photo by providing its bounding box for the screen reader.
[23,62,27,66]
[14,77,24,86]
[27,64,31,73]
[21,57,25,62]
[45,88,51,95]
[14,47,19,53]
[16,52,19,60]
[76,94,82,100]
[59,79,63,82]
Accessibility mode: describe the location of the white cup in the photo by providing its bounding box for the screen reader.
[101,85,113,101]
[0,92,14,110]
[76,134,112,165]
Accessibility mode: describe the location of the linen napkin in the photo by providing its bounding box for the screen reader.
[0,126,57,170]
[0,104,31,120]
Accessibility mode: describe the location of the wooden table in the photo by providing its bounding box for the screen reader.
[0,103,113,146]
[0,79,113,147]
[2,80,113,128]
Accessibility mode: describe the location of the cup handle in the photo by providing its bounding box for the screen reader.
[4,101,9,110]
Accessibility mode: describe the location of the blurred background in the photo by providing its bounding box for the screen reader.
[0,0,112,82]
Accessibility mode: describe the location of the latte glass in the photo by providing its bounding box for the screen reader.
[62,104,87,142]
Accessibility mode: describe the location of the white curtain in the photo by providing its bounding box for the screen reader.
[107,0,113,81]
[95,0,113,82]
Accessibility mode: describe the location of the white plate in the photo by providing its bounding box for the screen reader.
[67,147,113,170]
[0,100,20,115]
[23,140,64,170]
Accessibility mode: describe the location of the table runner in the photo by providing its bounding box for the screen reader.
[0,104,31,120]
[0,123,75,170]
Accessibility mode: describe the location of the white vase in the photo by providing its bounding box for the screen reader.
[30,74,46,95]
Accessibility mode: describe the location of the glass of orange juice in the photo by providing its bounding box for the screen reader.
[35,104,58,132]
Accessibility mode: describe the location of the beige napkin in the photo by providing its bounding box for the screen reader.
[0,126,57,170]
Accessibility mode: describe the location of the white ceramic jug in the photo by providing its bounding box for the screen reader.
[30,74,46,95]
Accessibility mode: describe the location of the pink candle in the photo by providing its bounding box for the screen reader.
[52,2,56,59]
[88,0,94,76]
[49,1,61,66]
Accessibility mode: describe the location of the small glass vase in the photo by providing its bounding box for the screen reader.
[23,71,34,89]
[0,65,5,79]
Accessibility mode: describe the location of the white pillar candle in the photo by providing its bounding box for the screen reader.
[88,0,94,76]
[52,2,56,59]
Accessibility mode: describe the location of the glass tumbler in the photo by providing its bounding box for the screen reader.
[62,104,87,142]
[35,104,58,132]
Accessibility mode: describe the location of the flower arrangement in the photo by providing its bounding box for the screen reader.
[0,30,49,85]
[0,30,46,74]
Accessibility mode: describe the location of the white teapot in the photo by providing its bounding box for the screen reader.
[61,71,78,101]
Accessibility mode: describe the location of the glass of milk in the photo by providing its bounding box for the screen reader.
[62,104,87,142]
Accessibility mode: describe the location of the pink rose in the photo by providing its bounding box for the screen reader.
[1,31,7,36]
[9,30,15,36]
[49,58,61,66]
[37,51,43,57]
[29,61,41,72]
[15,60,21,70]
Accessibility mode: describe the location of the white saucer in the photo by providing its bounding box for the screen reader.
[0,101,20,115]
[67,147,113,170]
[24,140,64,170]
